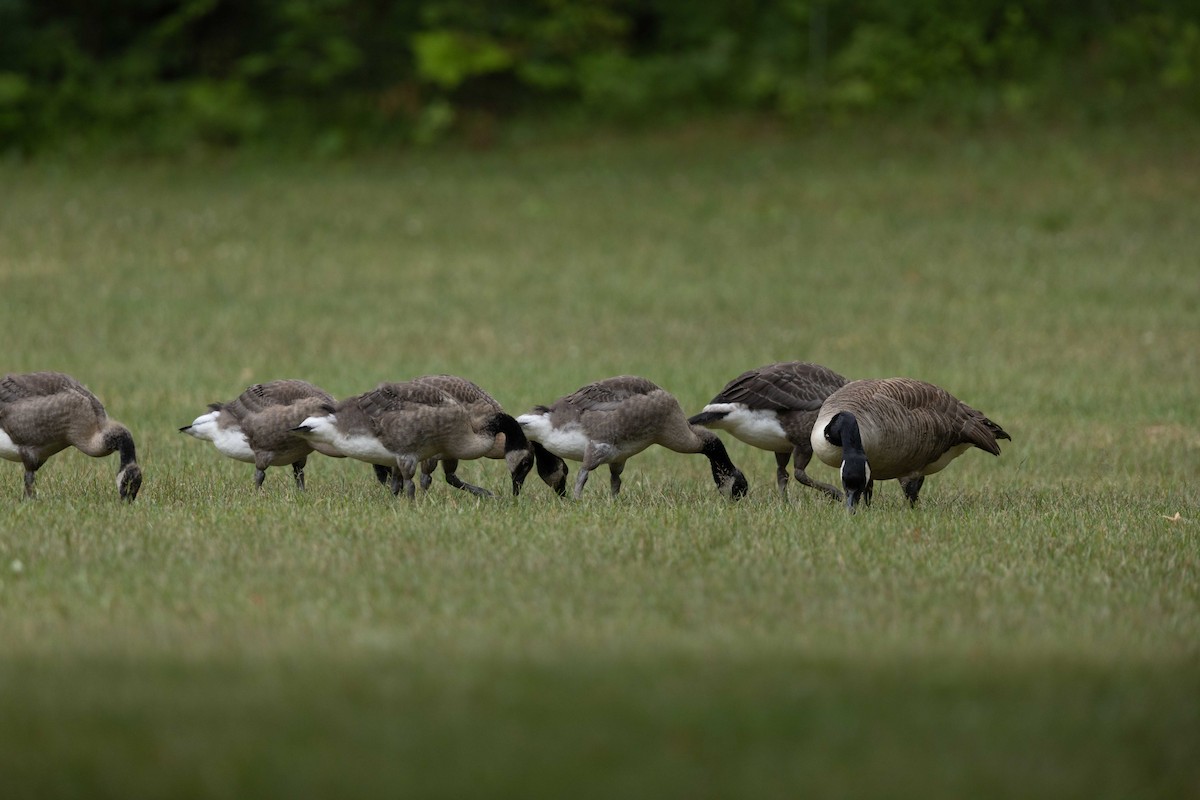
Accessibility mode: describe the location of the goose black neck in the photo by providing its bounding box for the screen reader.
[107,427,138,468]
[700,432,749,498]
[832,412,866,457]
[490,414,530,453]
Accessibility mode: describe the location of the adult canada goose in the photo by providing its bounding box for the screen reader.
[292,379,533,500]
[368,374,567,497]
[811,378,1011,511]
[517,375,749,500]
[0,371,142,501]
[180,379,338,490]
[689,361,848,501]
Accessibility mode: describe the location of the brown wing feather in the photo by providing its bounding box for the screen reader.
[357,381,456,418]
[226,380,334,418]
[563,376,660,411]
[0,371,106,418]
[412,375,501,413]
[709,362,847,411]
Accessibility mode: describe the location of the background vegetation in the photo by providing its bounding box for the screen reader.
[1,118,1198,797]
[3,0,1200,154]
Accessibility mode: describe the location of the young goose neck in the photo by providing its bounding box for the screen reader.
[696,427,749,499]
[104,425,142,502]
[487,414,534,495]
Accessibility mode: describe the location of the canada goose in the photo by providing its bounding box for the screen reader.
[689,361,848,501]
[180,379,338,490]
[517,375,749,500]
[811,378,1011,511]
[292,380,533,500]
[367,375,566,497]
[0,371,142,501]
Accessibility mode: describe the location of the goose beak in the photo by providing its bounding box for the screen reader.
[845,488,863,513]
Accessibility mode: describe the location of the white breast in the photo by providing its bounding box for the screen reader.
[809,409,842,469]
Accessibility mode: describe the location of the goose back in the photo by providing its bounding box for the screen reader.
[813,378,1010,480]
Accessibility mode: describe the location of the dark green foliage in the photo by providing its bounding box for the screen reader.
[2,0,1200,152]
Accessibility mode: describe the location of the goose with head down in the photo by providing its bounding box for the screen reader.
[181,379,339,490]
[811,377,1011,512]
[293,379,532,500]
[368,374,566,497]
[1,371,142,501]
[518,375,749,500]
[690,361,848,501]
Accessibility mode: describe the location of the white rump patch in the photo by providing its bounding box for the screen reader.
[184,411,254,462]
[707,405,790,452]
[518,415,590,461]
[0,428,21,462]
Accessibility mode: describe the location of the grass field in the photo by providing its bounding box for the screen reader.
[1,118,1198,798]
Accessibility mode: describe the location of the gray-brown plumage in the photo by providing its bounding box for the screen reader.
[517,375,749,500]
[292,379,533,499]
[370,374,567,497]
[0,371,142,501]
[811,377,1011,511]
[689,361,848,500]
[180,379,337,490]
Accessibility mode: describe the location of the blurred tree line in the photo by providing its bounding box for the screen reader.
[1,0,1198,153]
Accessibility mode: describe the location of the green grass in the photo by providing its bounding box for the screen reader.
[1,117,1198,798]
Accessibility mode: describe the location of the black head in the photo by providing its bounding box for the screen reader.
[840,457,870,512]
[823,411,850,447]
[118,463,143,502]
[508,449,535,496]
[532,441,569,497]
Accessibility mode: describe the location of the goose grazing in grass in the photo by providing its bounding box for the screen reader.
[517,375,749,500]
[293,379,533,500]
[811,378,1011,512]
[180,379,338,490]
[689,361,849,501]
[368,374,566,497]
[0,371,142,501]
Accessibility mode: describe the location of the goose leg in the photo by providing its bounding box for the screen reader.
[372,464,392,488]
[442,458,493,498]
[420,458,437,492]
[575,443,615,499]
[790,443,843,502]
[608,461,625,497]
[395,457,418,500]
[900,476,924,507]
[573,466,591,499]
[774,452,791,499]
[292,457,307,491]
[254,467,267,489]
[22,464,38,498]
